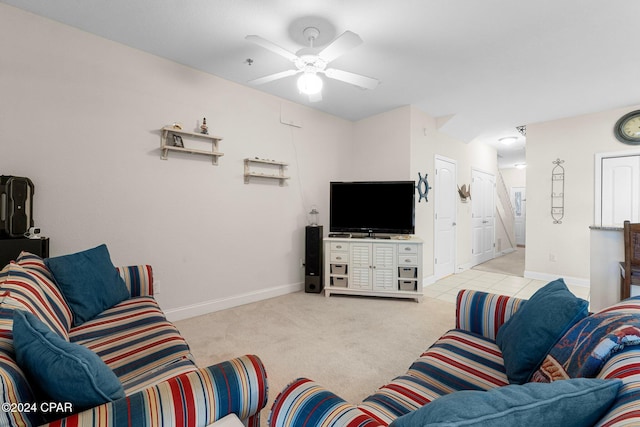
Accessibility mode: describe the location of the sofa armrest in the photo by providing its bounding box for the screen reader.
[594,347,640,426]
[117,265,154,297]
[269,378,384,427]
[455,289,525,340]
[44,355,268,427]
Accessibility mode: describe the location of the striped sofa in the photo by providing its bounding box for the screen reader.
[270,289,640,427]
[0,252,268,427]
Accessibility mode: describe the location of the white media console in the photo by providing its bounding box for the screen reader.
[324,236,423,302]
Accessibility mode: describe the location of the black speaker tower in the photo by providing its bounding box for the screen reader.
[305,225,323,293]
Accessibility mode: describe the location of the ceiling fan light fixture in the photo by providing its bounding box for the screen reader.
[297,72,323,95]
[499,136,518,146]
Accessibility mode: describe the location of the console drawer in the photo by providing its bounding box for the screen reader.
[330,242,349,252]
[331,277,348,288]
[398,255,418,266]
[399,267,417,278]
[398,244,418,255]
[398,280,417,291]
[331,264,348,275]
[330,252,349,263]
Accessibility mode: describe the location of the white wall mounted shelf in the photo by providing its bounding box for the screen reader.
[244,158,290,186]
[161,126,224,165]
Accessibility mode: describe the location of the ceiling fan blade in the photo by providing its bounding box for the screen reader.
[324,68,379,90]
[248,69,299,85]
[308,91,322,103]
[318,30,363,62]
[245,35,299,62]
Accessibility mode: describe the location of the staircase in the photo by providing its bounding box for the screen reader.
[495,171,516,254]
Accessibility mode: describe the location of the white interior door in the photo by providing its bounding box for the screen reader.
[434,156,457,279]
[601,156,640,226]
[471,169,495,266]
[511,187,526,246]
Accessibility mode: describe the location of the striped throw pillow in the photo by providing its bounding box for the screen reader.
[0,262,72,345]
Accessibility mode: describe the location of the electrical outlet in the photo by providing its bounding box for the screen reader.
[549,254,557,262]
[300,258,305,268]
[154,279,161,295]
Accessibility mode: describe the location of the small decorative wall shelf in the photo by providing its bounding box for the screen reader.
[160,126,224,165]
[551,158,565,224]
[244,158,290,186]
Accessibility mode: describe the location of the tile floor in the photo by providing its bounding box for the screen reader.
[425,269,591,305]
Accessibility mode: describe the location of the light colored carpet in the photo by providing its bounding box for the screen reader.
[174,292,456,425]
[472,248,525,277]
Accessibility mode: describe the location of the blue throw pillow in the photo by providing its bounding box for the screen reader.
[45,244,130,325]
[390,378,621,427]
[496,279,588,384]
[13,310,125,409]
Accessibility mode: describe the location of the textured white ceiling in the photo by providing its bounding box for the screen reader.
[4,0,640,167]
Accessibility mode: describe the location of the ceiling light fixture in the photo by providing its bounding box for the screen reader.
[499,136,518,146]
[515,163,527,169]
[297,72,323,95]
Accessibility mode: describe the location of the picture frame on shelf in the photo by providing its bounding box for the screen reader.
[172,135,184,148]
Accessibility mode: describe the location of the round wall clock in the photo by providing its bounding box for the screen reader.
[614,110,640,144]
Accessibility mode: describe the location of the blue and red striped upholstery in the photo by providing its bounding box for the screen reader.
[269,290,640,427]
[270,378,383,427]
[596,347,640,426]
[117,265,153,298]
[0,255,269,426]
[589,298,640,426]
[0,258,73,342]
[455,290,524,340]
[69,296,196,393]
[44,354,269,427]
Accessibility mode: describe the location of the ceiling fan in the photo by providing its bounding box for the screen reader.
[245,27,379,102]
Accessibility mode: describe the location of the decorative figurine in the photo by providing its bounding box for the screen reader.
[200,117,209,135]
[458,184,471,201]
[308,206,320,226]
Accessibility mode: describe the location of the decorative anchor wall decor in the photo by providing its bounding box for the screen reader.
[416,172,432,203]
[551,158,565,224]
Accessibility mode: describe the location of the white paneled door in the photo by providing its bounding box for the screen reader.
[600,155,640,226]
[471,169,495,266]
[434,156,457,279]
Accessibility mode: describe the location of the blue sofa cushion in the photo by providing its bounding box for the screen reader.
[45,244,130,325]
[389,378,621,427]
[13,309,125,409]
[496,279,588,384]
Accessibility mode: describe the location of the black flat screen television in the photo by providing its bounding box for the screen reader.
[330,181,415,235]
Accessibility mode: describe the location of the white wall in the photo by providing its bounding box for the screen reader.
[525,104,640,285]
[0,5,353,319]
[351,106,412,180]
[349,105,497,280]
[1,5,500,321]
[501,168,526,189]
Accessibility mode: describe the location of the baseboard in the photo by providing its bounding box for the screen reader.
[456,262,473,273]
[496,248,516,256]
[164,281,304,322]
[422,274,436,286]
[523,270,590,288]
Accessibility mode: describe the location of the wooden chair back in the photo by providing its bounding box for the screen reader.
[621,220,640,300]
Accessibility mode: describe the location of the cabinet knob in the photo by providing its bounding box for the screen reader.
[404,247,411,251]
[336,245,342,249]
[336,256,342,260]
[405,259,412,263]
